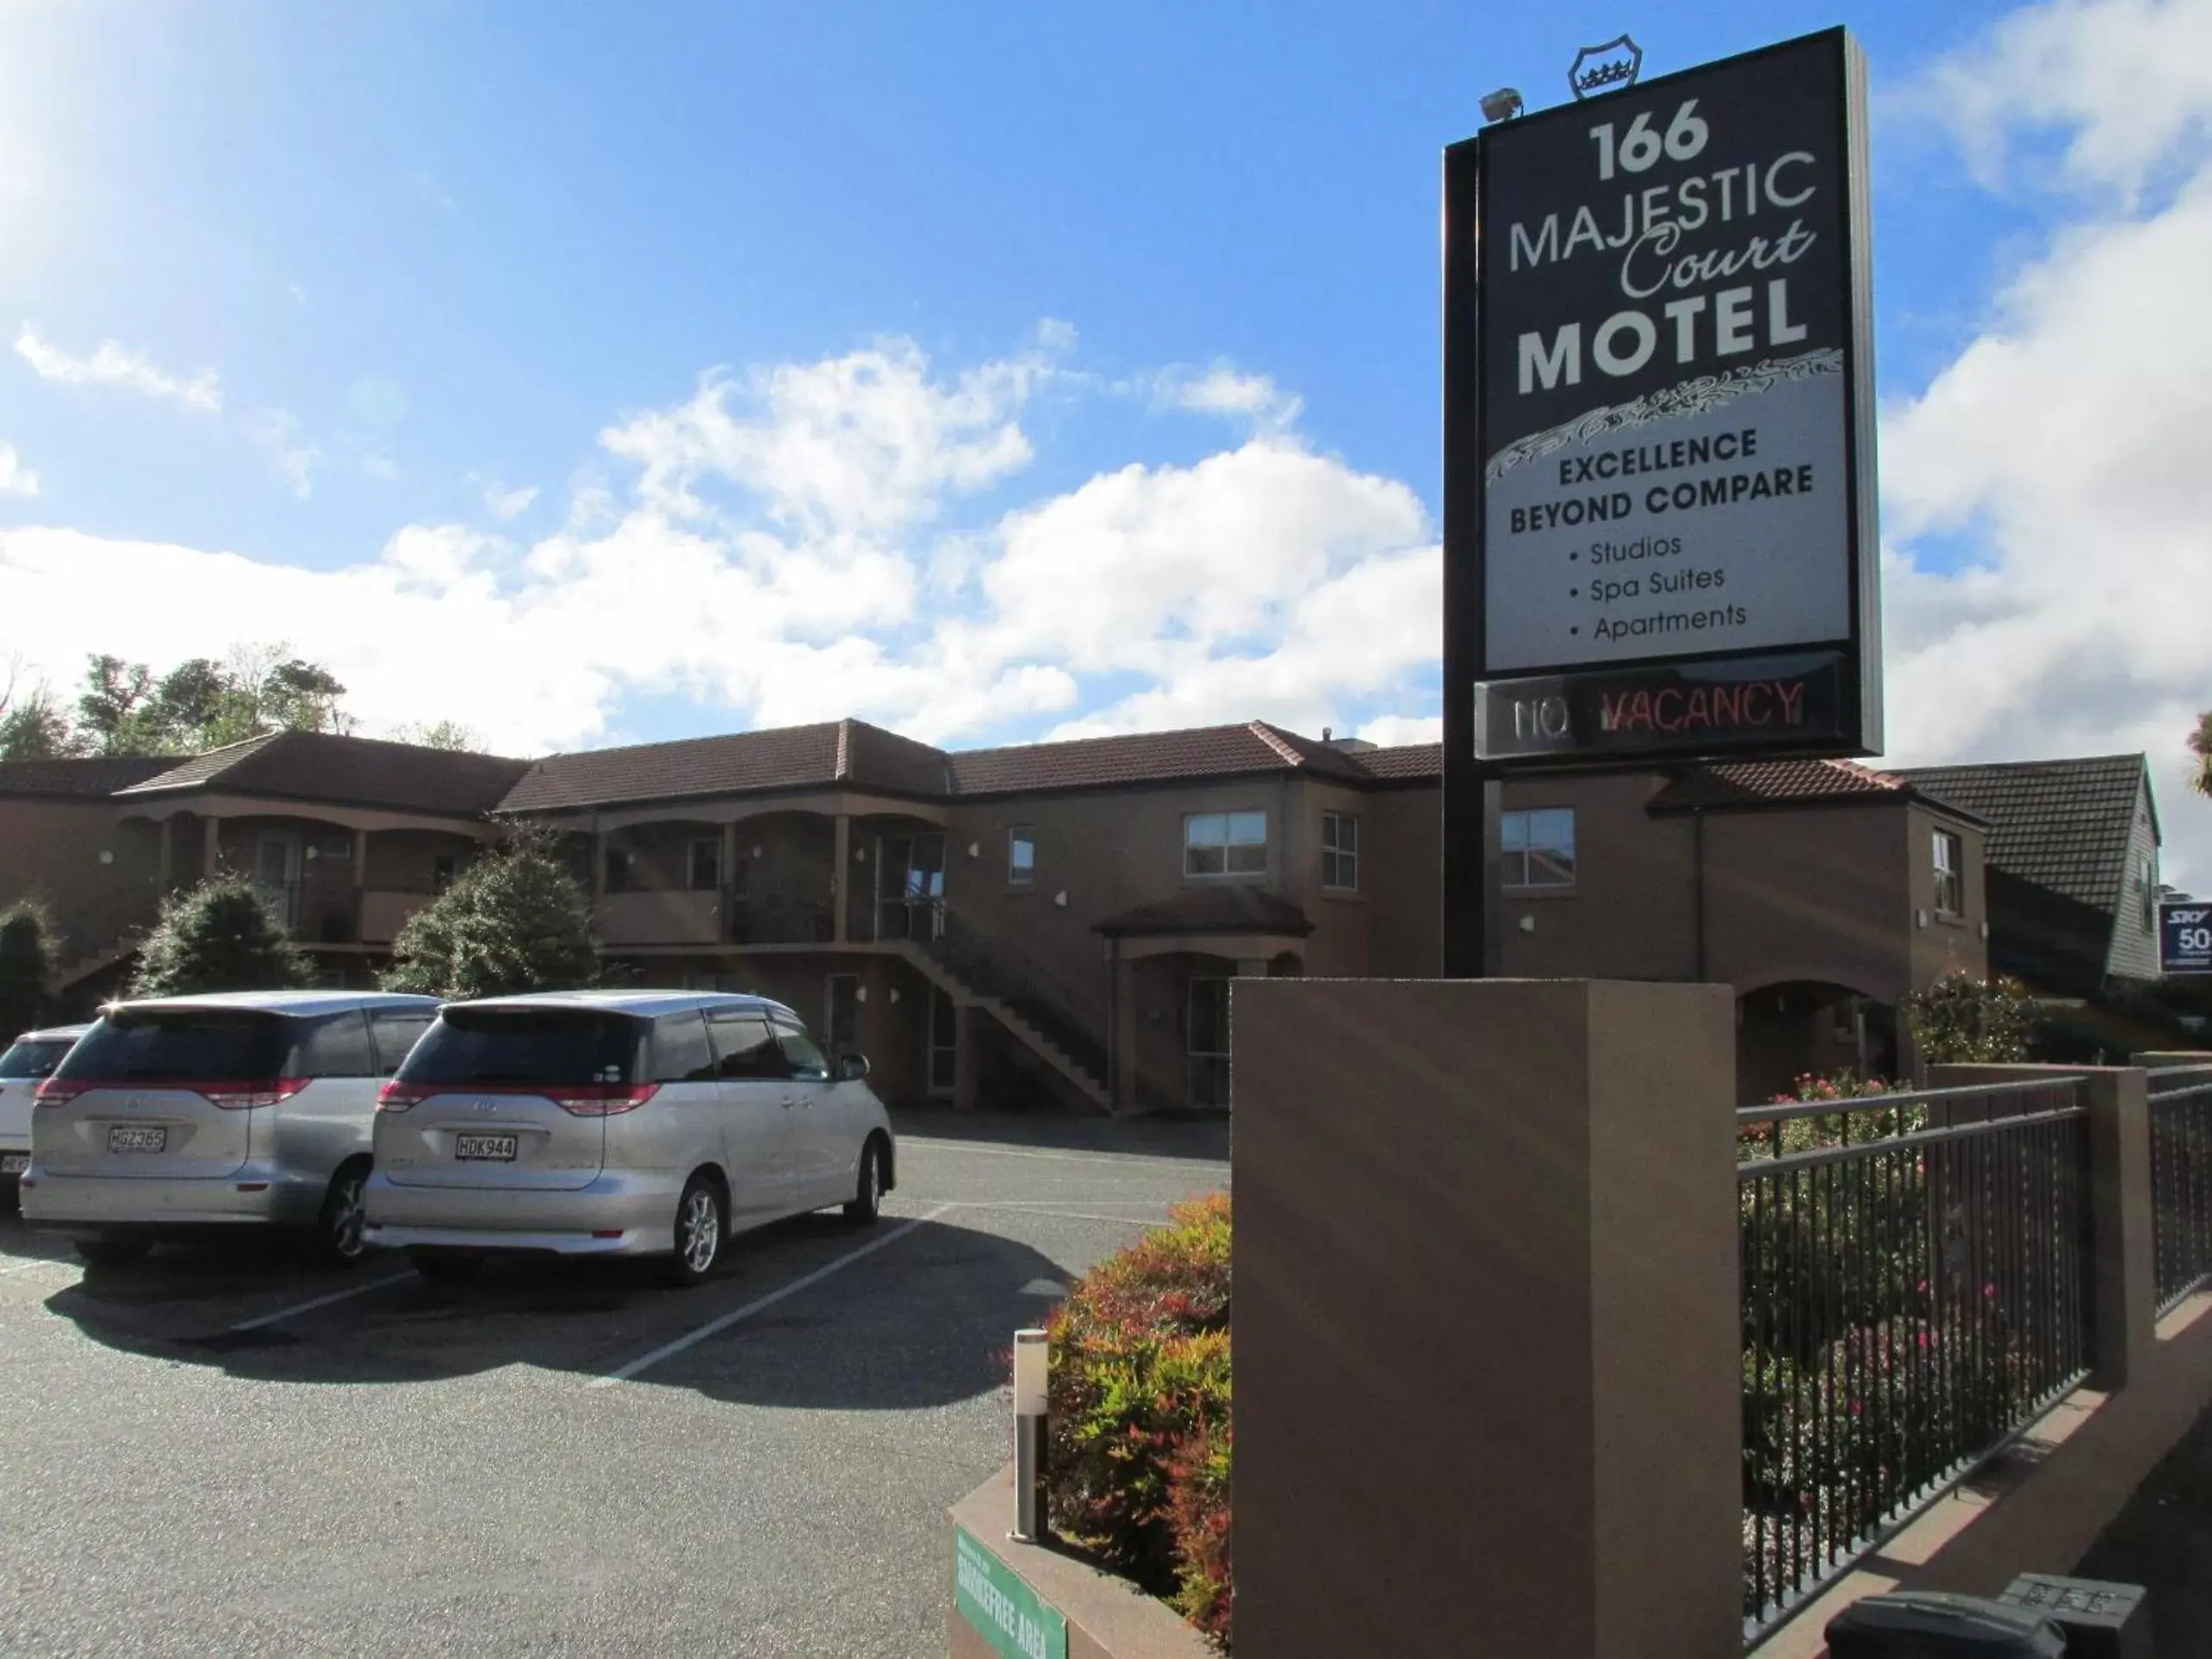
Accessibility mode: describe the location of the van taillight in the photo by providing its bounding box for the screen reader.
[377,1080,431,1113]
[33,1078,86,1108]
[199,1079,310,1111]
[550,1083,659,1117]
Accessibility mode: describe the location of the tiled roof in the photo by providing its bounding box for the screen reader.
[1094,885,1315,938]
[500,722,848,813]
[1891,755,2150,916]
[116,730,531,817]
[0,755,177,798]
[948,722,1370,797]
[1646,758,1918,812]
[1356,743,1445,781]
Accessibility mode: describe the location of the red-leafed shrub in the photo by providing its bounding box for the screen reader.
[1044,1192,1233,1650]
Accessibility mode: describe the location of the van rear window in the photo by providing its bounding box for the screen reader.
[0,1039,73,1079]
[57,1011,291,1082]
[396,1010,642,1088]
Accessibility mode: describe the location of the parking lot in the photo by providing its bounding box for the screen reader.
[0,1112,1228,1659]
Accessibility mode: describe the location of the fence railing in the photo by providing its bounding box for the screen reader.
[2149,1065,2212,1315]
[1737,1079,2093,1641]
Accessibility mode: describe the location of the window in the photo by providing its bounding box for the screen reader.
[2140,854,2158,933]
[1184,811,1267,878]
[1008,827,1035,886]
[1501,808,1575,889]
[399,1010,640,1087]
[60,1010,290,1083]
[706,1012,789,1080]
[687,837,723,892]
[1933,830,1963,918]
[0,1038,73,1079]
[774,1022,831,1081]
[293,1012,375,1079]
[1321,812,1359,892]
[367,1009,435,1076]
[649,1011,718,1084]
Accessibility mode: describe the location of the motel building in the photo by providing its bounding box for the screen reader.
[0,722,2170,1109]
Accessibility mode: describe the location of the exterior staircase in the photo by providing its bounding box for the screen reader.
[53,931,146,997]
[887,912,1114,1114]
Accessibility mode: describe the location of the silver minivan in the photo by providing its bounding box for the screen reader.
[21,991,440,1266]
[363,991,897,1286]
[2,1024,87,1203]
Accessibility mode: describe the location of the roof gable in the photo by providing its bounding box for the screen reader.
[116,730,531,817]
[1890,755,2150,916]
[1646,758,1922,813]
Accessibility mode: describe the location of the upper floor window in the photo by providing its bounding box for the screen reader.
[1933,830,1963,917]
[1185,811,1267,878]
[1501,808,1575,890]
[1321,812,1358,892]
[1009,827,1035,885]
[2140,853,2158,933]
[688,837,723,892]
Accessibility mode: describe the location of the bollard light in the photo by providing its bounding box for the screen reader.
[1011,1327,1049,1542]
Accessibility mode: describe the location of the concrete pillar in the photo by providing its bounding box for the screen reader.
[953,1000,981,1112]
[1234,979,1741,1659]
[1931,1062,2155,1390]
[833,814,851,943]
[201,817,220,879]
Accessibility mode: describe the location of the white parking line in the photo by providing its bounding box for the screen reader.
[590,1202,954,1389]
[898,1140,1223,1171]
[227,1271,414,1333]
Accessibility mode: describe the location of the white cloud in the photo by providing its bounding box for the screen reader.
[478,478,538,519]
[1154,362,1304,436]
[1357,714,1443,748]
[13,326,221,413]
[0,443,39,498]
[1880,0,2212,887]
[361,451,399,482]
[246,408,321,500]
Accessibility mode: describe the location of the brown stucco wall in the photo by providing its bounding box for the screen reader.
[0,798,164,964]
[1493,772,1698,981]
[1363,786,1440,977]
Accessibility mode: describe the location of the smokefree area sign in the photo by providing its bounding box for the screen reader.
[1443,28,1882,769]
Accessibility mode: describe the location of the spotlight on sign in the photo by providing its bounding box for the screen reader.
[1480,87,1524,123]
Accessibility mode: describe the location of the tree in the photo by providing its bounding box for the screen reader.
[0,687,84,761]
[129,879,314,997]
[2191,711,2211,798]
[0,903,55,1040]
[1904,971,2039,1065]
[70,643,357,756]
[388,719,482,752]
[77,655,164,755]
[381,834,598,999]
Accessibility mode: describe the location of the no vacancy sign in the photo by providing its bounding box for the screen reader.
[1442,28,1882,768]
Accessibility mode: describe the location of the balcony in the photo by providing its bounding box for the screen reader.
[598,889,726,948]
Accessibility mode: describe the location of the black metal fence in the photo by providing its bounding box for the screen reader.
[1737,1080,2092,1640]
[2150,1065,2212,1315]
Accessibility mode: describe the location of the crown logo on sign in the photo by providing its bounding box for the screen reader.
[1569,35,1644,101]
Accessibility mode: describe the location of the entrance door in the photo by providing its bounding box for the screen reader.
[1188,977,1231,1109]
[928,986,958,1099]
[254,831,301,931]
[873,834,947,941]
[826,973,860,1056]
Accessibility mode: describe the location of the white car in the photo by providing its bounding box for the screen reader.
[1,1025,88,1200]
[365,991,897,1286]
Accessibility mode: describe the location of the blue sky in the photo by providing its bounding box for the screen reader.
[2,0,2209,874]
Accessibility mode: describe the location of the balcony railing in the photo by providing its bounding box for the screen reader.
[1736,1079,2092,1642]
[726,895,833,946]
[2149,1064,2212,1314]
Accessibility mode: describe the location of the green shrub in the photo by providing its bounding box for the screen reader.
[130,879,312,997]
[382,832,597,999]
[1046,1192,1233,1649]
[1904,972,2038,1065]
[0,902,55,1039]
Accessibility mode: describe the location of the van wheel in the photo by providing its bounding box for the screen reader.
[842,1139,885,1227]
[412,1252,483,1285]
[667,1175,724,1288]
[315,1165,371,1268]
[75,1237,150,1268]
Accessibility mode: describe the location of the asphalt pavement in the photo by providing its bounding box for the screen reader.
[0,1111,1229,1658]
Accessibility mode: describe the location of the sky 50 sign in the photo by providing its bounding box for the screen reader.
[2162,902,2212,976]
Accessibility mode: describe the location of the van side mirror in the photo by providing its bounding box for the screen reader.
[836,1053,871,1083]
